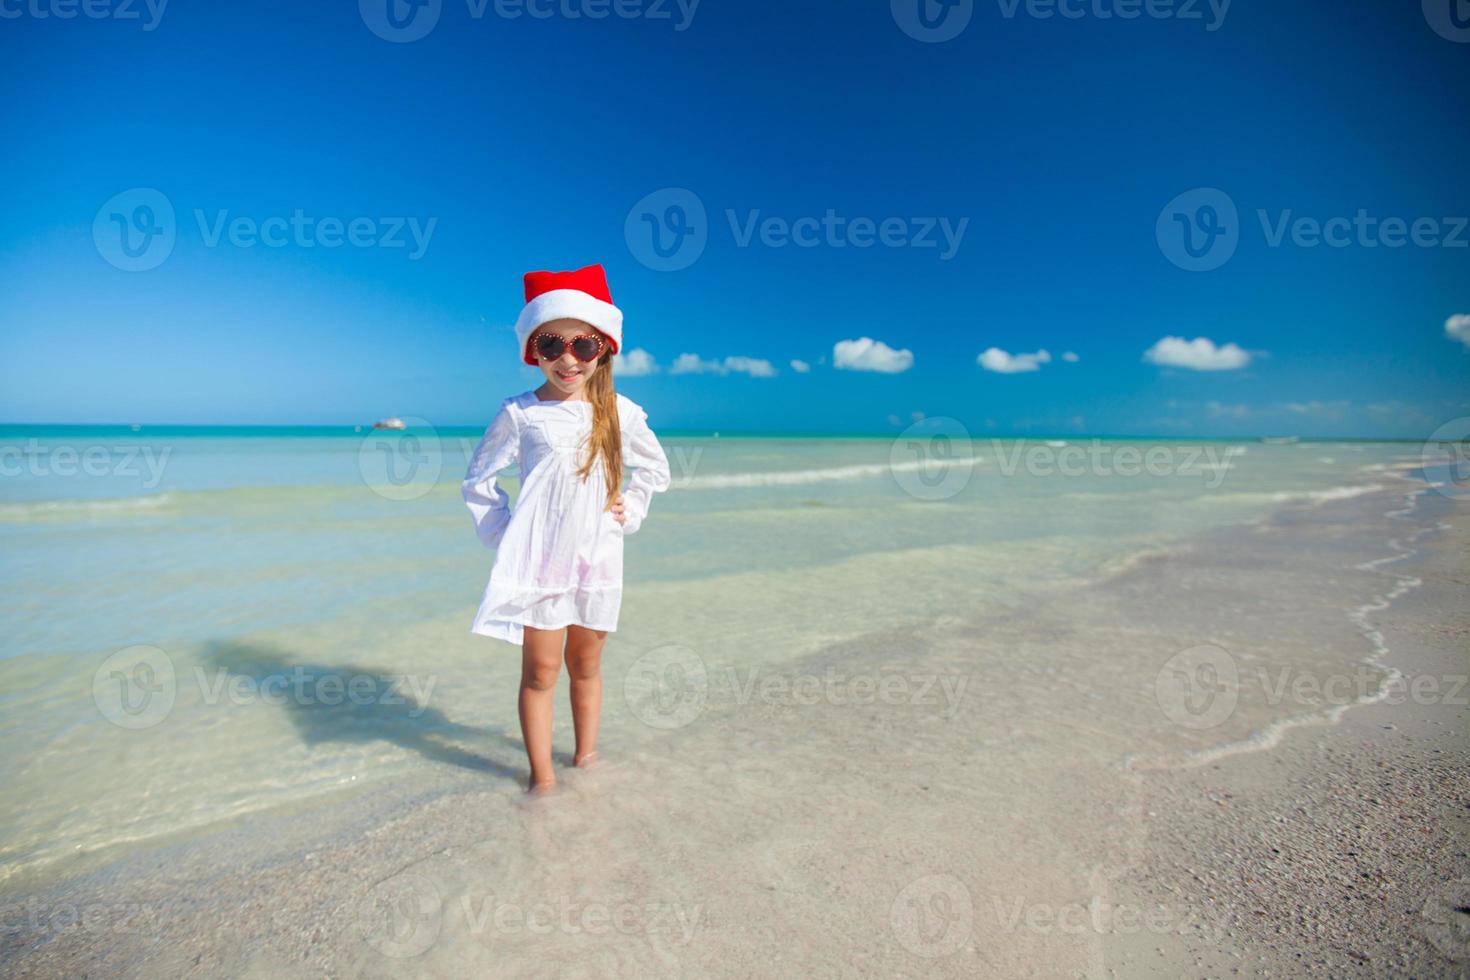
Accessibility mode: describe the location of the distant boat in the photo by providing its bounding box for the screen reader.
[373,417,407,430]
[1261,436,1299,444]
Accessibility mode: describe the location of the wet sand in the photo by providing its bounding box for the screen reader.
[2,476,1465,978]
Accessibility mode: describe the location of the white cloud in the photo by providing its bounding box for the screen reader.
[978,347,1052,374]
[790,359,811,373]
[1284,400,1349,421]
[669,353,706,374]
[1446,314,1470,349]
[1367,401,1431,424]
[725,356,777,378]
[613,347,658,377]
[1206,401,1252,419]
[1144,336,1251,371]
[669,353,776,377]
[833,337,913,373]
[1062,351,1079,362]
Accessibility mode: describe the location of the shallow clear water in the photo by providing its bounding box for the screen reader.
[0,422,1429,889]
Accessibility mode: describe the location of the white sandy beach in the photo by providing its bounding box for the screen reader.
[1,453,1466,978]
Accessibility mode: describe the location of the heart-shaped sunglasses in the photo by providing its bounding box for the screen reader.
[533,331,607,363]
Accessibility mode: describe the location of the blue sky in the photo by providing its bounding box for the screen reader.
[1,0,1466,436]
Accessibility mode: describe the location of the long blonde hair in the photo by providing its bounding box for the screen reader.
[576,351,623,511]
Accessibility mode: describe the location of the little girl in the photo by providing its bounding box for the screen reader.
[462,263,672,794]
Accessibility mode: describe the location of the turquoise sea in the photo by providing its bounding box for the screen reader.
[0,421,1432,893]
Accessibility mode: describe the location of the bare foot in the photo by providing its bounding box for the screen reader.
[527,778,558,796]
[573,751,600,769]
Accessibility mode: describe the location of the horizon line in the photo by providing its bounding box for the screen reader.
[0,422,1433,443]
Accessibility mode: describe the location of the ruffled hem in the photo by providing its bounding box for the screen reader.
[470,614,620,645]
[470,583,623,645]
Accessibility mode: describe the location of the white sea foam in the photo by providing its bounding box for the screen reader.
[1190,483,1388,509]
[0,493,175,521]
[1297,483,1387,502]
[1124,472,1442,773]
[679,457,983,490]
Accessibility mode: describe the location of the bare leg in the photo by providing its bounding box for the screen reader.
[564,624,608,766]
[519,626,565,792]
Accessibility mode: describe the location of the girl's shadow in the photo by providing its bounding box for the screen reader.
[201,641,552,783]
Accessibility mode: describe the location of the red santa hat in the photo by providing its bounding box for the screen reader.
[514,263,624,366]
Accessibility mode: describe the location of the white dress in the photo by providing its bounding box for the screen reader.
[462,389,672,644]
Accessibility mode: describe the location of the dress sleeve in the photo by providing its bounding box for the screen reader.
[462,400,521,550]
[620,404,672,536]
